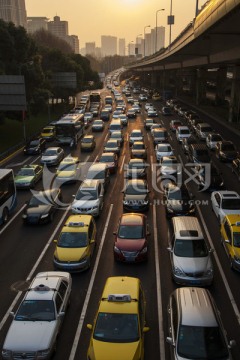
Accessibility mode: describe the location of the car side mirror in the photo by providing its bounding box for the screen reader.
[90,239,95,244]
[229,339,236,348]
[53,239,57,243]
[225,239,230,244]
[143,326,150,333]
[209,248,214,253]
[113,231,117,235]
[10,311,14,317]
[58,311,65,318]
[166,337,175,346]
[87,324,93,330]
[167,247,173,253]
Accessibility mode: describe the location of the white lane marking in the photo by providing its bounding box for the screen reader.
[30,155,41,164]
[120,155,125,174]
[197,205,240,325]
[0,206,70,331]
[153,204,166,359]
[0,204,26,236]
[69,204,113,360]
[7,157,32,167]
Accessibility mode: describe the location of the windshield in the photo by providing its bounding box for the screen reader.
[162,159,177,165]
[158,146,171,152]
[177,325,229,359]
[222,144,235,151]
[82,137,93,143]
[94,313,139,343]
[75,189,97,200]
[58,164,75,171]
[15,300,55,321]
[87,170,105,180]
[126,183,147,195]
[174,239,208,257]
[132,144,144,150]
[58,231,88,247]
[18,169,34,176]
[233,233,240,247]
[129,162,145,169]
[201,127,212,132]
[211,135,222,141]
[43,149,57,156]
[29,140,39,146]
[42,128,53,134]
[99,155,114,162]
[168,189,189,201]
[221,198,240,209]
[118,225,143,239]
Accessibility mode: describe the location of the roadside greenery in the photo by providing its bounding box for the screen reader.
[0,20,102,154]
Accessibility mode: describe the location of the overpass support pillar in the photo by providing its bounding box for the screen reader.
[229,66,240,123]
[216,67,227,105]
[196,69,207,105]
[150,72,159,89]
[175,69,184,97]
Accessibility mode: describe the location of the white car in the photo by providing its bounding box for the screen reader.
[176,126,191,143]
[119,114,128,126]
[206,133,223,150]
[71,179,104,217]
[155,143,174,161]
[40,147,64,166]
[211,190,240,222]
[150,124,162,136]
[145,102,153,110]
[2,272,72,360]
[147,108,158,117]
[129,129,144,145]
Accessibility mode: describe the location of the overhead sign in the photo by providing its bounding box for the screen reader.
[51,72,77,89]
[0,75,27,111]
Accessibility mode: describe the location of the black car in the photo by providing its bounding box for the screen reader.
[100,109,110,121]
[188,144,211,164]
[122,179,150,212]
[163,183,195,218]
[216,141,239,162]
[126,109,137,118]
[23,138,46,155]
[232,157,240,180]
[196,163,225,191]
[181,135,198,154]
[22,188,62,224]
[126,159,148,179]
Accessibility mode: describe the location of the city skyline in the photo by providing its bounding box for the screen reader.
[25,0,207,49]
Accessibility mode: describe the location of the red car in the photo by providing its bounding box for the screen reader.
[113,213,150,262]
[97,152,118,174]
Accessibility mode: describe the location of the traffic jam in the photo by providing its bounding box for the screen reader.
[0,71,240,360]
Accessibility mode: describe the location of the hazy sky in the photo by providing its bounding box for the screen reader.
[25,0,207,49]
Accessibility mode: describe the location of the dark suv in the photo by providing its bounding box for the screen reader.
[188,143,211,164]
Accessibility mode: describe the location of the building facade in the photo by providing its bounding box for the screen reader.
[27,16,48,33]
[0,0,27,28]
[101,35,117,56]
[119,38,125,56]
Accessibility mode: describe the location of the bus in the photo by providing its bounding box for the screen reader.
[55,113,84,147]
[89,91,101,104]
[0,169,17,225]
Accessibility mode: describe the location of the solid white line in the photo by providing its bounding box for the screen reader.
[0,204,26,236]
[7,157,31,167]
[120,155,125,174]
[69,204,113,360]
[153,204,166,359]
[197,205,240,325]
[0,206,70,331]
[30,155,41,164]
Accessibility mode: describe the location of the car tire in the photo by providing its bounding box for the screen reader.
[2,207,9,224]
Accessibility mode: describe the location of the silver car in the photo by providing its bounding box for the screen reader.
[2,271,72,360]
[40,147,64,166]
[71,179,104,217]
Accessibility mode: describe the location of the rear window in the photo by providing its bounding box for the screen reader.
[179,230,199,237]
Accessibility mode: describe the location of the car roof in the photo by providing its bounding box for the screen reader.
[217,190,239,198]
[176,287,217,327]
[80,179,100,189]
[99,277,140,314]
[120,213,144,226]
[63,214,92,231]
[88,163,107,171]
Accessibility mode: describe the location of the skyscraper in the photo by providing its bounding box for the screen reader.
[101,35,117,56]
[48,15,68,38]
[119,38,125,56]
[0,0,27,28]
[27,17,49,33]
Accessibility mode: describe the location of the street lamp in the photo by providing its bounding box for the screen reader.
[155,9,165,52]
[195,0,199,17]
[144,25,151,57]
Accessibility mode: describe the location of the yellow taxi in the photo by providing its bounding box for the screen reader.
[87,276,149,360]
[81,134,96,151]
[53,214,96,272]
[220,214,240,271]
[55,156,80,184]
[41,126,56,141]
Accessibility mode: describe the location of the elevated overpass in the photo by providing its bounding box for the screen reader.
[125,0,240,122]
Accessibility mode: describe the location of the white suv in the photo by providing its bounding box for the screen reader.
[2,272,72,360]
[71,179,104,217]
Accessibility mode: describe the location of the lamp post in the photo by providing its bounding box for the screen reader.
[195,0,199,17]
[155,9,165,52]
[144,25,151,57]
[169,0,173,48]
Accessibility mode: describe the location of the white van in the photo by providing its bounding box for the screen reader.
[167,216,214,286]
[166,287,236,360]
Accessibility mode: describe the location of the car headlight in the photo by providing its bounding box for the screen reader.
[41,213,49,219]
[37,349,50,357]
[221,152,226,157]
[22,214,27,218]
[205,269,213,276]
[2,349,12,358]
[167,207,174,213]
[233,256,240,264]
[140,247,148,254]
[114,246,121,254]
[173,267,184,275]
[123,200,129,205]
[142,200,149,205]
